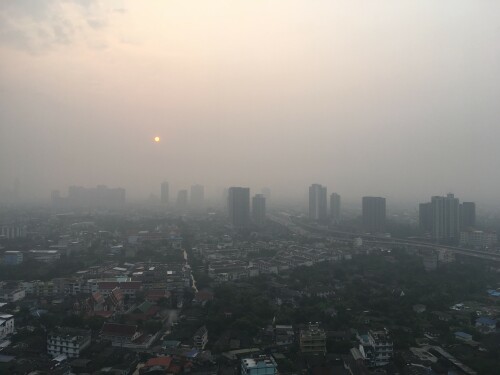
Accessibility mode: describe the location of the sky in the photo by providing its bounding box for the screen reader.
[1,0,500,206]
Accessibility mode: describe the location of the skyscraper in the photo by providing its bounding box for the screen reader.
[330,193,341,224]
[309,184,327,222]
[161,182,169,205]
[190,184,204,211]
[362,197,386,233]
[252,194,266,225]
[430,194,460,244]
[228,187,250,227]
[460,202,476,230]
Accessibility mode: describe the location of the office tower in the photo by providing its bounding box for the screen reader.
[330,193,341,224]
[176,189,188,211]
[252,194,266,225]
[419,202,432,232]
[430,194,460,244]
[362,197,386,233]
[190,184,204,211]
[460,202,476,230]
[161,182,169,205]
[309,184,327,222]
[228,187,250,227]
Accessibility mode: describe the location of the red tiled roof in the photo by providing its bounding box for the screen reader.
[101,322,137,337]
[145,356,172,368]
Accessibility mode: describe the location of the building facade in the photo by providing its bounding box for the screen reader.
[330,193,341,223]
[47,328,91,358]
[241,355,278,375]
[252,194,266,225]
[309,184,327,222]
[228,187,250,227]
[362,197,386,233]
[299,323,326,354]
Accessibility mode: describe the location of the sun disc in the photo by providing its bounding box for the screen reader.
[154,136,160,142]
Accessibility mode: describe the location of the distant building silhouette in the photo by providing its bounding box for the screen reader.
[362,196,386,233]
[252,194,266,225]
[330,193,341,224]
[161,182,169,205]
[309,184,327,222]
[228,187,250,227]
[429,194,460,244]
[190,184,204,211]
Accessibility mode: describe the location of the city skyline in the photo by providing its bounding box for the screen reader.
[2,1,500,205]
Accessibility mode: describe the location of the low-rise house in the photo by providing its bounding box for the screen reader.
[0,313,14,339]
[475,317,497,333]
[0,286,25,303]
[194,326,208,351]
[101,323,141,346]
[101,322,159,349]
[454,331,473,342]
[241,355,278,375]
[300,323,326,354]
[47,328,91,358]
[356,330,393,367]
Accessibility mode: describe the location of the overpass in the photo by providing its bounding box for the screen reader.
[269,213,500,263]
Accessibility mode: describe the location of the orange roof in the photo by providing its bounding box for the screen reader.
[145,356,172,368]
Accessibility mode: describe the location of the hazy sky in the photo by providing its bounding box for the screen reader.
[1,0,499,205]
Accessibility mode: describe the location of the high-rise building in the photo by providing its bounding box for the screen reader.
[362,197,386,233]
[161,182,169,205]
[176,190,188,211]
[252,194,266,225]
[190,184,204,211]
[419,202,432,232]
[309,184,327,222]
[330,193,341,223]
[460,202,476,230]
[228,187,250,227]
[430,194,460,244]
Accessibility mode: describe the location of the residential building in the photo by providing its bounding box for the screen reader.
[0,285,25,303]
[460,230,497,249]
[309,184,327,222]
[362,197,386,233]
[429,194,460,244]
[193,325,208,350]
[241,355,278,375]
[47,328,91,359]
[101,323,141,347]
[252,194,266,225]
[3,251,23,265]
[228,187,250,227]
[300,323,326,354]
[0,314,14,339]
[330,193,341,224]
[357,330,393,367]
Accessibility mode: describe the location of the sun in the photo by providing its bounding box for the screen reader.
[154,136,160,143]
